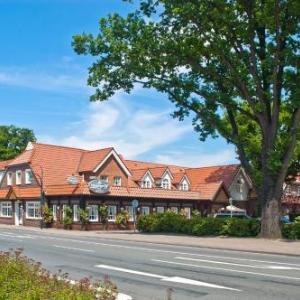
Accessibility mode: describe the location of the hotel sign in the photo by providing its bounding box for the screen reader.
[89,179,110,194]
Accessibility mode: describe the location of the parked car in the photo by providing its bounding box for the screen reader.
[214,212,251,220]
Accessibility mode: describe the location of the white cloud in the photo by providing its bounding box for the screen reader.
[154,149,237,168]
[0,67,88,94]
[39,93,192,158]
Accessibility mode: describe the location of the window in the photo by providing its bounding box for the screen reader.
[73,204,79,222]
[52,205,57,221]
[16,170,22,185]
[26,202,41,219]
[25,169,33,184]
[156,206,164,214]
[170,207,178,213]
[141,206,150,215]
[100,176,108,183]
[162,178,171,189]
[113,176,122,186]
[179,182,189,191]
[88,205,98,222]
[141,180,151,188]
[0,171,4,183]
[125,206,134,221]
[108,205,117,221]
[182,207,191,219]
[297,186,300,196]
[285,185,291,194]
[7,172,13,186]
[0,202,12,217]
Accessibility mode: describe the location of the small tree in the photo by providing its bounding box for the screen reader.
[99,205,109,228]
[78,208,90,230]
[42,203,53,226]
[62,206,73,230]
[115,210,129,229]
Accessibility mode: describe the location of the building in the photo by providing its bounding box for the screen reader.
[0,142,254,229]
[282,179,300,217]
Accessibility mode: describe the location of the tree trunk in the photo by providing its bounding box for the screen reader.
[260,195,282,239]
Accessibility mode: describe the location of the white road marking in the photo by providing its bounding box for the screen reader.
[152,259,300,281]
[27,234,300,268]
[95,264,241,291]
[175,256,300,270]
[53,245,95,253]
[117,293,132,300]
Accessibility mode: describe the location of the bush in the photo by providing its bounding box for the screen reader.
[282,218,300,240]
[115,211,129,229]
[0,249,117,299]
[62,206,72,229]
[78,208,89,230]
[222,218,260,237]
[192,218,224,236]
[137,214,158,232]
[152,211,186,233]
[99,205,109,224]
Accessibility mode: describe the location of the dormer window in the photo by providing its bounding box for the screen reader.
[162,178,171,189]
[7,172,13,186]
[25,169,33,184]
[16,170,22,185]
[113,176,122,186]
[179,182,189,191]
[141,179,151,188]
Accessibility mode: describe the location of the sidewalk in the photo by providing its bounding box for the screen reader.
[1,224,300,256]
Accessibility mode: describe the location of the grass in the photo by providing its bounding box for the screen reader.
[0,249,117,300]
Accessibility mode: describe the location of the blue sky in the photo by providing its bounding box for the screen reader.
[0,0,237,166]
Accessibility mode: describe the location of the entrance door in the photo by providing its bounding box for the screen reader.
[15,202,23,226]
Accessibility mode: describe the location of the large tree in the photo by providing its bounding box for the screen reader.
[0,125,36,160]
[72,0,300,238]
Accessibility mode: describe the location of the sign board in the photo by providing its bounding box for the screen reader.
[89,179,110,194]
[131,199,139,208]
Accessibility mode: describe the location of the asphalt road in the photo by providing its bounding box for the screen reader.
[0,227,300,300]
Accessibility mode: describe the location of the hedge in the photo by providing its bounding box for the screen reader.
[282,217,300,240]
[0,249,117,300]
[137,212,261,237]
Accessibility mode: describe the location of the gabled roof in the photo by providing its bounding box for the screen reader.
[78,147,113,172]
[184,164,240,189]
[0,159,14,170]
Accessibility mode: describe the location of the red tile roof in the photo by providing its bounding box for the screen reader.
[0,188,10,199]
[78,148,113,172]
[0,159,14,170]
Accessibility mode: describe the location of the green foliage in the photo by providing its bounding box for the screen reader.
[62,206,72,229]
[152,211,186,233]
[0,125,36,160]
[115,210,129,228]
[73,1,300,239]
[42,204,53,225]
[136,213,157,233]
[78,208,89,227]
[221,218,261,237]
[282,218,300,240]
[192,218,224,236]
[0,249,118,299]
[99,205,109,224]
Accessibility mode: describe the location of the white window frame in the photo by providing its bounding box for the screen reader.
[162,178,171,189]
[156,206,164,214]
[297,186,300,196]
[141,206,150,215]
[25,169,33,184]
[16,170,22,185]
[285,185,291,194]
[0,171,4,183]
[7,172,13,186]
[125,206,134,221]
[73,204,79,222]
[52,204,57,221]
[113,176,122,186]
[0,201,12,217]
[88,205,98,222]
[170,207,178,213]
[141,179,151,188]
[108,205,117,222]
[182,207,191,219]
[26,202,41,219]
[180,182,189,191]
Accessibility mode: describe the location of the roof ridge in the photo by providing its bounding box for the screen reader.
[34,142,87,152]
[185,163,240,171]
[83,147,114,154]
